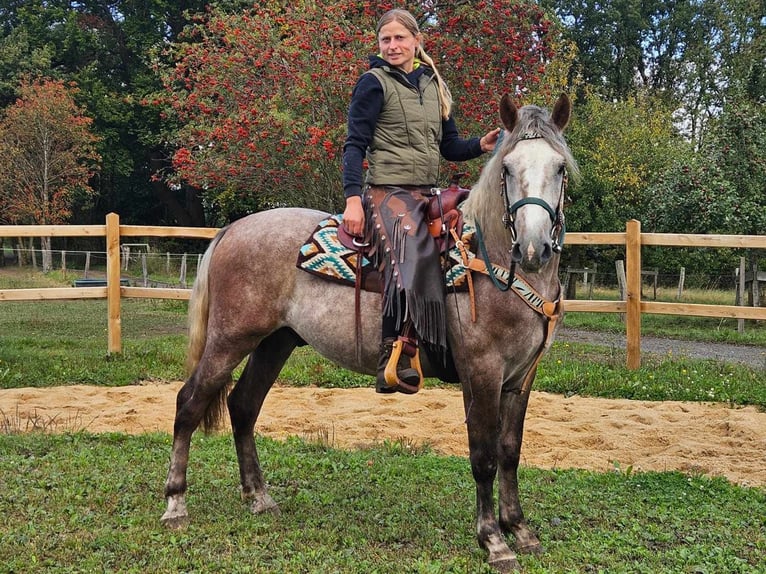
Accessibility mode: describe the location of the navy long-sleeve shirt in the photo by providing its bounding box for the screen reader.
[342,57,483,198]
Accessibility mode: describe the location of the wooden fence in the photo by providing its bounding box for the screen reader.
[1,214,764,369]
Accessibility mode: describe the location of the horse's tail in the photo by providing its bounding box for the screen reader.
[186,229,221,376]
[185,227,231,433]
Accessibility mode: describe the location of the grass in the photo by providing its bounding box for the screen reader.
[564,283,766,345]
[0,432,764,574]
[1,269,765,572]
[0,297,188,387]
[0,269,764,408]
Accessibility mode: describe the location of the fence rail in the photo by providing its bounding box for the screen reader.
[1,214,764,369]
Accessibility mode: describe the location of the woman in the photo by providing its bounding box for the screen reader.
[342,8,500,394]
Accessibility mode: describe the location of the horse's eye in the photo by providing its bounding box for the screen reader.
[557,164,566,175]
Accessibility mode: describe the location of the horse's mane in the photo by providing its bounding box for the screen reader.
[462,104,579,248]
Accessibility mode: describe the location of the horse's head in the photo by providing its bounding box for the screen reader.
[495,93,574,273]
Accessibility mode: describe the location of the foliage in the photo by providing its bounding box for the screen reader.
[544,0,765,146]
[0,0,238,226]
[0,77,101,226]
[565,90,685,232]
[159,0,565,222]
[645,96,765,236]
[159,0,380,221]
[0,432,764,573]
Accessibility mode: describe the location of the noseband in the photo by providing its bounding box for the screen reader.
[500,135,567,254]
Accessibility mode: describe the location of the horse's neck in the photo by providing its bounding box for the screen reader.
[537,256,562,299]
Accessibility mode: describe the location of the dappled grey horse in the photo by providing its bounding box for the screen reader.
[161,94,577,572]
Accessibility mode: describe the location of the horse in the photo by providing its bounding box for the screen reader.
[161,93,578,573]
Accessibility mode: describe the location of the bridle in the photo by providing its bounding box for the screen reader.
[500,133,568,255]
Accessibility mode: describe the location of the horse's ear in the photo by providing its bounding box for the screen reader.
[551,93,571,131]
[499,94,518,132]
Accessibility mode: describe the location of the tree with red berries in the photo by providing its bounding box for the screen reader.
[160,0,566,222]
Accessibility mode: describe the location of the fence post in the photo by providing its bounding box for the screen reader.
[626,220,642,369]
[179,253,187,288]
[676,267,685,300]
[737,258,746,334]
[141,253,148,287]
[106,213,122,354]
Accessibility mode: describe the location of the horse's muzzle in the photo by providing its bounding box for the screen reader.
[511,238,553,273]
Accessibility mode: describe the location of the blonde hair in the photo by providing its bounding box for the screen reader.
[376,9,453,119]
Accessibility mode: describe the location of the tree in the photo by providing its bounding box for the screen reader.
[542,0,765,146]
[567,90,686,232]
[159,0,381,222]
[0,0,250,227]
[0,77,101,271]
[159,0,565,223]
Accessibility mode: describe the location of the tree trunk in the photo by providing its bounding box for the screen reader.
[29,237,37,269]
[41,236,53,273]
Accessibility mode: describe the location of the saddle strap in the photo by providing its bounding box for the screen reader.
[450,227,477,321]
[353,251,363,365]
[520,299,562,395]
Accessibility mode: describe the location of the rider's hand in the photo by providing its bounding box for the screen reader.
[480,128,502,153]
[342,196,365,237]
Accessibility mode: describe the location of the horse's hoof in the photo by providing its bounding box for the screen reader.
[160,512,190,529]
[517,542,544,555]
[488,557,522,573]
[250,492,280,515]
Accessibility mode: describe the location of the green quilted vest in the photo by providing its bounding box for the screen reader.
[365,66,443,187]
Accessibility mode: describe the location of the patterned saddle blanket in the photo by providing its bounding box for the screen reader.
[296,214,512,292]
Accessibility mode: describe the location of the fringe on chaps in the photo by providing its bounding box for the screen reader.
[364,185,447,352]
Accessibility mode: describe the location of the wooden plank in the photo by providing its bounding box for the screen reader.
[0,225,105,237]
[643,301,766,321]
[106,213,122,354]
[641,233,766,248]
[565,232,626,245]
[0,287,107,301]
[120,225,219,239]
[122,287,191,300]
[561,300,627,313]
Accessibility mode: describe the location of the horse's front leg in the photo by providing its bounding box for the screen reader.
[497,384,542,554]
[465,388,521,573]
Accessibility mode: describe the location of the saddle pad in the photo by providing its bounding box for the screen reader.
[296,215,504,291]
[296,215,372,285]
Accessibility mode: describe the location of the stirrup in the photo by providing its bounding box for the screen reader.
[383,337,424,394]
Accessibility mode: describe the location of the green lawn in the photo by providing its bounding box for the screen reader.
[1,268,765,573]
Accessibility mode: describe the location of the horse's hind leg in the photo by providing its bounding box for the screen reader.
[162,343,250,528]
[227,328,301,516]
[498,387,542,554]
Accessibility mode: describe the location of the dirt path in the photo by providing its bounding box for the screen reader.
[560,327,766,369]
[2,383,765,487]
